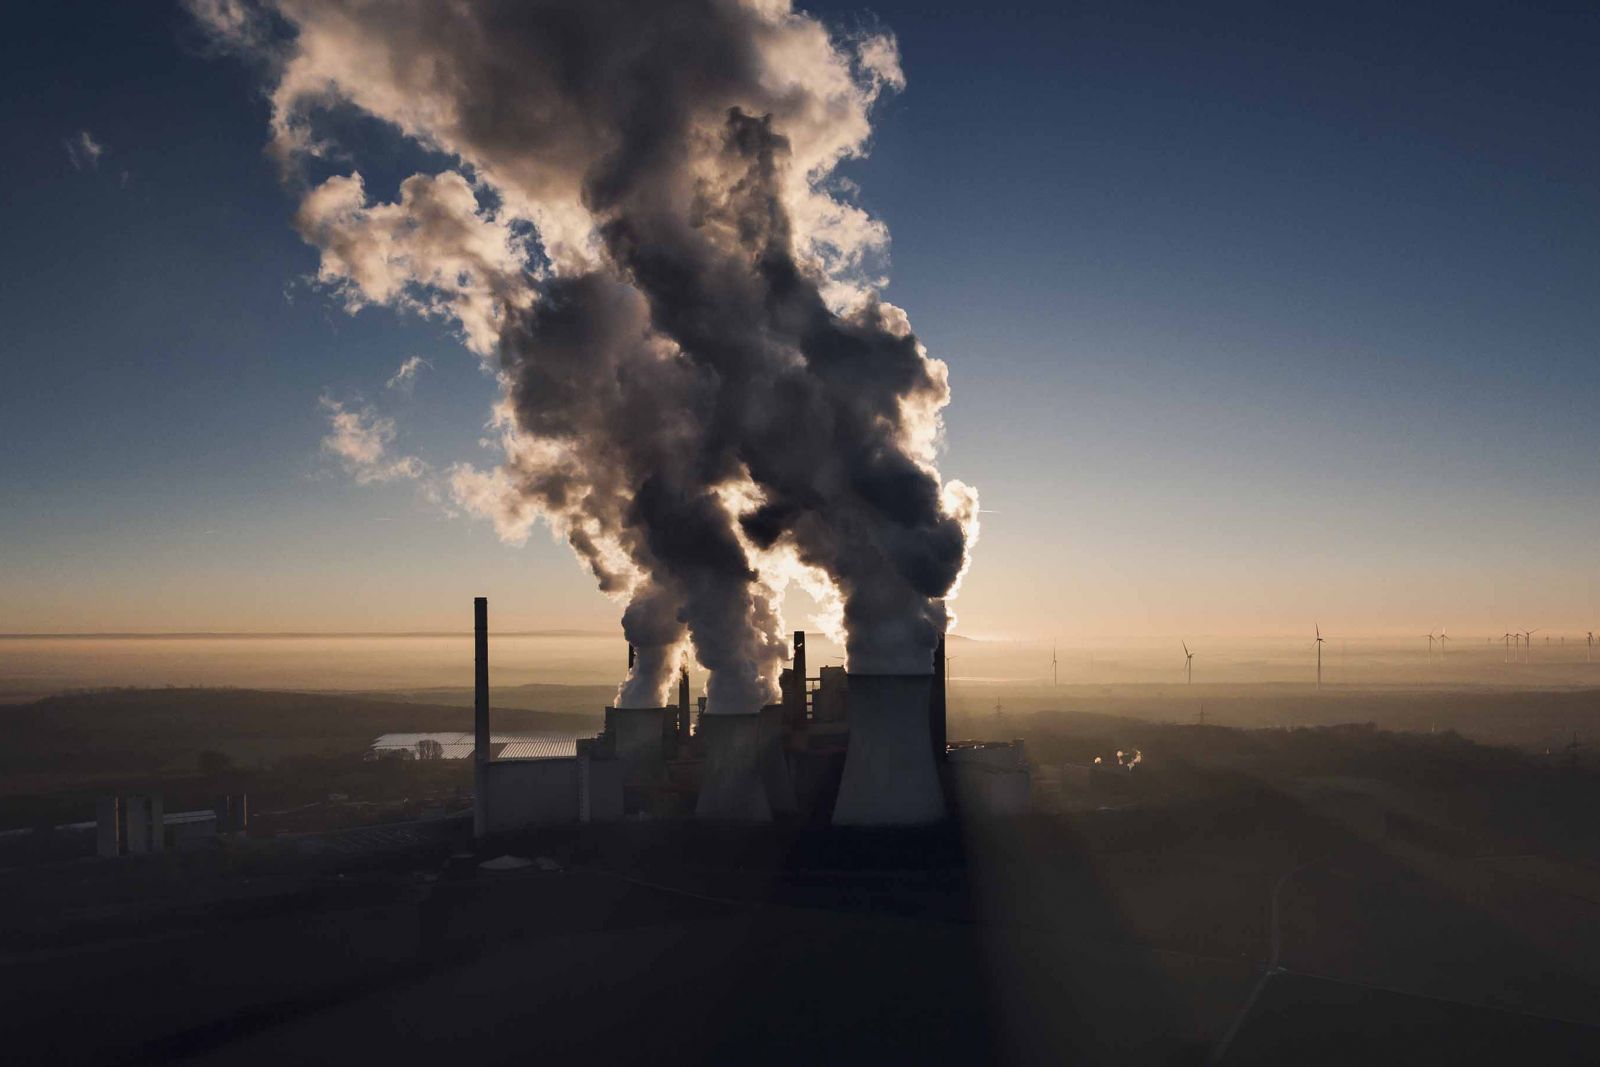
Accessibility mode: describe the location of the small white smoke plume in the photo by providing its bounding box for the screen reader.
[386,356,430,392]
[64,131,104,171]
[194,0,980,712]
[319,398,424,485]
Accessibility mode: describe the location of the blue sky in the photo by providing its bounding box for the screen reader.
[2,1,1597,637]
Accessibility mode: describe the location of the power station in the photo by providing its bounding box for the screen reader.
[470,598,1028,835]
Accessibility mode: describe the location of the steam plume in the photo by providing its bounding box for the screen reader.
[193,0,978,711]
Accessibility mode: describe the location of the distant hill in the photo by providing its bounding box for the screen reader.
[0,687,601,776]
[361,682,617,716]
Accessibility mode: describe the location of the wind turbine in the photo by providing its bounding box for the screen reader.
[1503,632,1514,662]
[1438,629,1450,660]
[1183,641,1194,685]
[1587,631,1594,663]
[1523,629,1540,663]
[1314,624,1325,688]
[1425,632,1437,661]
[1051,642,1058,687]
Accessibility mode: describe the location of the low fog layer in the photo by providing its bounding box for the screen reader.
[7,633,1600,700]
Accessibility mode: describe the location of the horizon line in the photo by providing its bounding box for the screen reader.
[0,629,1588,643]
[0,629,618,640]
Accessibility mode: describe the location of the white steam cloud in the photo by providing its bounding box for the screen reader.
[194,0,979,713]
[319,398,424,485]
[386,355,431,391]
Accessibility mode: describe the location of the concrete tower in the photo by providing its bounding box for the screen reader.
[832,650,947,826]
[695,714,772,821]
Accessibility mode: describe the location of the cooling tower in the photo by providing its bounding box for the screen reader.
[695,714,772,822]
[757,704,798,816]
[603,705,672,788]
[832,673,947,826]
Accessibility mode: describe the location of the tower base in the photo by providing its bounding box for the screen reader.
[696,714,772,822]
[832,674,946,826]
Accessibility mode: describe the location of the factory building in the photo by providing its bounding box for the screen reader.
[94,794,248,857]
[472,598,630,835]
[470,597,1029,837]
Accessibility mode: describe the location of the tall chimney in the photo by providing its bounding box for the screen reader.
[474,596,490,838]
[677,666,691,742]
[930,633,947,762]
[793,631,807,725]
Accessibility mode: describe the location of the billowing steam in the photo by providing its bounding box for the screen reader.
[193,0,979,713]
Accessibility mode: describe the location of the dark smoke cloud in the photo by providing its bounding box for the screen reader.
[192,0,979,708]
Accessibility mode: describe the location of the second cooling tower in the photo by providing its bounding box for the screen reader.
[832,673,947,825]
[695,714,771,821]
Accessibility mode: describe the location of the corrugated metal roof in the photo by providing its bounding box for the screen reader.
[495,738,579,760]
[166,810,218,826]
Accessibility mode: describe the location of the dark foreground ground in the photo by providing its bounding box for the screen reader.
[7,691,1600,1064]
[6,791,1600,1066]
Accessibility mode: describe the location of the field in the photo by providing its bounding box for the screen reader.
[3,683,1600,1063]
[951,681,1600,754]
[0,687,604,835]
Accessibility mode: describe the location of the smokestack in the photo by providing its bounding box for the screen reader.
[833,669,946,826]
[791,631,807,727]
[930,633,947,763]
[677,666,691,742]
[474,595,489,838]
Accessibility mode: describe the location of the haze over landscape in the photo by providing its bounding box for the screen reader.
[8,630,1600,699]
